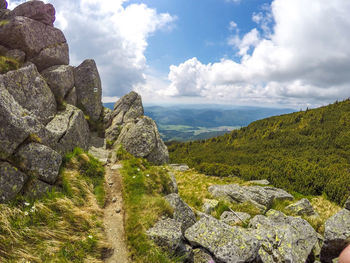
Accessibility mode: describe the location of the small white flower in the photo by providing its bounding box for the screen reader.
[132,176,136,179]
[146,174,150,177]
[24,211,29,216]
[88,235,93,239]
[137,168,140,171]
[24,202,30,206]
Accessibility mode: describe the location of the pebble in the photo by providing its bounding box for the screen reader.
[112,197,117,203]
[116,208,121,213]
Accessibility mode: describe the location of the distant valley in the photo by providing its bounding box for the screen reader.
[104,103,295,141]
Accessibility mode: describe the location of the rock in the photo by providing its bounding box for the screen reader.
[0,8,9,19]
[220,211,251,226]
[285,198,317,216]
[88,146,109,165]
[74,59,102,121]
[170,164,190,172]
[41,65,74,104]
[10,1,55,26]
[29,42,69,72]
[25,179,53,199]
[202,199,219,214]
[103,107,112,129]
[208,184,293,211]
[65,87,77,106]
[193,248,215,263]
[115,208,121,213]
[0,162,27,203]
[0,0,7,9]
[116,117,169,165]
[2,63,56,125]
[345,196,350,211]
[185,216,260,263]
[5,49,26,63]
[0,44,8,55]
[249,209,318,263]
[249,179,270,185]
[111,164,123,170]
[112,197,117,203]
[15,143,62,184]
[147,218,191,260]
[321,209,350,263]
[168,172,178,194]
[46,104,90,155]
[0,16,66,59]
[164,193,196,233]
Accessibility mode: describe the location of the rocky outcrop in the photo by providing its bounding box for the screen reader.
[65,86,77,106]
[220,211,251,226]
[3,63,57,124]
[0,162,27,202]
[74,59,102,121]
[321,209,350,262]
[10,1,55,26]
[208,184,293,211]
[285,198,318,216]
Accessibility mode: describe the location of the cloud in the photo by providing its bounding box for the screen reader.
[8,0,176,97]
[167,0,350,107]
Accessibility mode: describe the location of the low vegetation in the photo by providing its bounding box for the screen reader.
[0,148,109,262]
[169,99,350,206]
[0,55,20,74]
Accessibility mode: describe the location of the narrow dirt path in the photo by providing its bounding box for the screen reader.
[103,164,129,263]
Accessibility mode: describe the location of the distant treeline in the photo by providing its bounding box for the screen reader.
[168,99,350,206]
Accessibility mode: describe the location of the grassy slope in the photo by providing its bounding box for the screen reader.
[168,100,350,206]
[0,148,109,262]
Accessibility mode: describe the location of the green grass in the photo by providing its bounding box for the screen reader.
[0,149,110,262]
[0,56,20,74]
[119,153,183,263]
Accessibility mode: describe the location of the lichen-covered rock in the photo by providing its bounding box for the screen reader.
[46,104,90,155]
[147,218,191,260]
[15,143,62,184]
[65,87,77,106]
[345,196,350,211]
[0,162,27,203]
[5,49,26,63]
[193,248,215,263]
[168,171,178,194]
[249,179,270,185]
[220,211,251,226]
[202,199,219,214]
[116,116,169,164]
[25,179,53,199]
[165,193,196,233]
[249,209,318,263]
[185,216,260,262]
[2,63,56,125]
[74,59,102,121]
[321,209,350,263]
[0,16,66,59]
[103,107,112,129]
[41,65,74,104]
[0,0,7,9]
[30,42,69,72]
[170,164,190,172]
[208,184,293,211]
[10,1,55,26]
[285,198,317,216]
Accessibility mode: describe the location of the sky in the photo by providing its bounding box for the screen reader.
[7,0,350,108]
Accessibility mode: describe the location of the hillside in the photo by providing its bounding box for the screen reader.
[168,99,350,206]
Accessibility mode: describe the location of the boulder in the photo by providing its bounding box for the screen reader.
[116,117,169,164]
[41,65,74,104]
[147,218,192,261]
[2,63,56,125]
[103,107,112,129]
[5,49,26,63]
[185,216,260,263]
[164,193,196,233]
[46,104,90,155]
[15,143,62,184]
[0,162,27,203]
[345,196,350,211]
[193,248,215,263]
[321,209,350,263]
[25,179,53,199]
[168,172,178,194]
[65,87,77,106]
[0,0,7,9]
[208,184,293,211]
[249,179,270,185]
[0,78,54,159]
[249,209,318,263]
[285,198,317,216]
[202,199,219,214]
[170,164,190,172]
[0,8,9,19]
[10,1,55,26]
[0,16,66,59]
[0,44,8,55]
[74,59,102,121]
[220,211,251,226]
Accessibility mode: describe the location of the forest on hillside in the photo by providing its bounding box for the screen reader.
[168,100,350,206]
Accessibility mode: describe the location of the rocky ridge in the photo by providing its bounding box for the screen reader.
[0,0,168,202]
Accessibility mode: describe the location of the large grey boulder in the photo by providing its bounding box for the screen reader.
[185,216,260,262]
[208,184,293,211]
[147,218,193,261]
[164,193,196,233]
[220,211,251,226]
[15,143,62,184]
[41,65,74,104]
[285,198,317,216]
[0,162,27,203]
[46,104,90,155]
[3,63,56,125]
[116,116,169,164]
[10,1,55,26]
[74,59,102,121]
[249,209,318,263]
[321,209,350,263]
